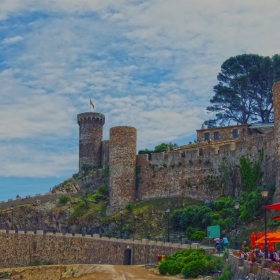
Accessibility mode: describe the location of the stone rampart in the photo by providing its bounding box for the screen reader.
[0,231,207,268]
[0,193,80,210]
[136,131,275,202]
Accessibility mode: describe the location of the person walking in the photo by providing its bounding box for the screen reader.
[214,237,220,248]
[223,236,229,249]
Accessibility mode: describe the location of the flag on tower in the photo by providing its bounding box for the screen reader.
[90,99,94,109]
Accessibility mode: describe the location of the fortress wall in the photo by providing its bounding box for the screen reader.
[136,133,276,202]
[0,232,201,267]
[101,140,110,166]
[0,193,80,211]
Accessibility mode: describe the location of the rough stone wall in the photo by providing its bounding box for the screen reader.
[109,126,137,208]
[136,132,275,202]
[77,112,105,170]
[228,254,280,280]
[101,140,110,166]
[197,124,249,144]
[273,81,280,201]
[0,193,80,211]
[75,168,108,191]
[0,232,199,268]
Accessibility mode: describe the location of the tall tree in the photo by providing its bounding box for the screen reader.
[205,54,280,127]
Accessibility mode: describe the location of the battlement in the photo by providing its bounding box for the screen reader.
[77,112,105,125]
[0,193,80,210]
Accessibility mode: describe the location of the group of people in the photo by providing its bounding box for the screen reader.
[214,236,229,251]
[241,249,280,263]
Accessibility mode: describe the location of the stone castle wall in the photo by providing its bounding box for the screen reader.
[101,140,110,166]
[0,231,205,268]
[136,131,275,202]
[77,112,105,170]
[0,193,80,211]
[77,82,279,208]
[109,126,137,208]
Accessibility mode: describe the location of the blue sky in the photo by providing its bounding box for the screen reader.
[0,0,280,200]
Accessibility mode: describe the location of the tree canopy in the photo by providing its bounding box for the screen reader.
[205,54,280,127]
[138,142,178,155]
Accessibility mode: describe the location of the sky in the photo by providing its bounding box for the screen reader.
[0,0,280,200]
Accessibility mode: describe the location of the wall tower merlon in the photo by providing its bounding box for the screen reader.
[77,112,105,125]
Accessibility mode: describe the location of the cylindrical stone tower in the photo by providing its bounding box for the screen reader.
[77,112,105,171]
[273,81,280,201]
[109,126,137,208]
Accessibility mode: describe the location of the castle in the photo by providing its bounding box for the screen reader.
[77,82,280,209]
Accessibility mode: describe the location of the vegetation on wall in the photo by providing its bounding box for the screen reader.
[138,142,178,154]
[236,149,264,192]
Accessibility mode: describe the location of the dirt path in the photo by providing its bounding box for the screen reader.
[0,264,180,280]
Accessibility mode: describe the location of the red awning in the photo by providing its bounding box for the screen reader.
[263,202,280,210]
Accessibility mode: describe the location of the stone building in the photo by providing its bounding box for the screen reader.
[78,82,280,209]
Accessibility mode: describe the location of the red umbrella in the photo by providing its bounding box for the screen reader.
[269,244,275,252]
[257,231,262,240]
[263,202,280,210]
[273,215,280,221]
[251,232,256,249]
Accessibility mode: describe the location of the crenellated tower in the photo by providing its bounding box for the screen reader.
[77,112,105,171]
[109,126,137,208]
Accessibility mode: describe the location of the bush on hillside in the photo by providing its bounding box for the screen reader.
[186,226,201,239]
[182,260,205,278]
[59,195,69,204]
[158,260,181,275]
[190,230,206,241]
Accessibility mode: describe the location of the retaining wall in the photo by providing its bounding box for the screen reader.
[0,230,210,268]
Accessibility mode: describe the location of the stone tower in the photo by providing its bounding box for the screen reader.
[77,112,105,171]
[273,81,280,201]
[109,126,137,208]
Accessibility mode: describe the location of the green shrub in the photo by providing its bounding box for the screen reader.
[186,226,201,239]
[158,260,181,275]
[125,202,134,212]
[217,264,231,280]
[59,195,69,204]
[190,230,206,241]
[42,260,53,265]
[28,259,40,266]
[182,260,205,278]
[98,184,109,196]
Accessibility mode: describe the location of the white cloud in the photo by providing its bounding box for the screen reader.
[1,0,280,181]
[2,35,23,44]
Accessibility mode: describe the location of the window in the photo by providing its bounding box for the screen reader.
[204,132,210,140]
[214,131,220,139]
[233,129,239,138]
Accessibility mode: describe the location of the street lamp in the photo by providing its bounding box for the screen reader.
[261,186,269,259]
[234,201,240,250]
[120,209,123,239]
[166,207,170,242]
[11,205,14,230]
